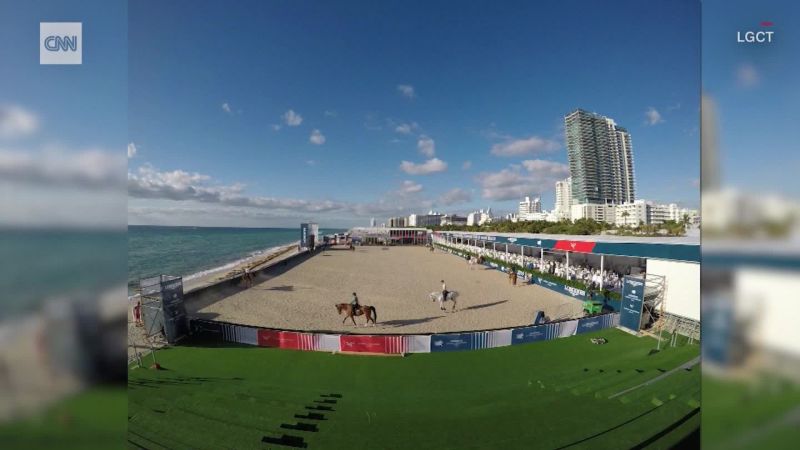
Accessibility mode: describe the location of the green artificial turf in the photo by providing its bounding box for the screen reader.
[702,375,800,450]
[0,387,127,450]
[128,329,699,449]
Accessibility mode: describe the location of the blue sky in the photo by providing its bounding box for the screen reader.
[123,0,700,227]
[0,0,126,228]
[703,0,800,197]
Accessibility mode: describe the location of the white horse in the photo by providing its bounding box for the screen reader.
[467,256,477,270]
[428,290,459,311]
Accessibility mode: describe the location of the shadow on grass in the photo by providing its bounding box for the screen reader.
[128,375,245,390]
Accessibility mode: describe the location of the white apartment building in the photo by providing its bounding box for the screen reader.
[518,196,542,216]
[388,216,407,227]
[614,200,700,226]
[440,214,467,226]
[467,209,492,226]
[408,211,444,227]
[571,203,617,224]
[615,200,649,226]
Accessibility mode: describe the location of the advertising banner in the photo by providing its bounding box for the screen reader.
[340,335,402,354]
[405,335,432,353]
[300,223,310,249]
[258,329,303,349]
[317,334,341,352]
[511,325,549,344]
[619,276,646,332]
[430,332,477,352]
[553,240,597,253]
[535,277,587,300]
[221,323,259,345]
[576,316,605,335]
[557,319,579,337]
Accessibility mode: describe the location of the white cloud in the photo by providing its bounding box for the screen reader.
[400,180,423,194]
[128,165,349,213]
[282,109,303,126]
[309,129,326,145]
[127,142,137,158]
[417,135,435,157]
[324,110,338,118]
[306,160,316,166]
[394,122,417,134]
[462,160,472,170]
[490,136,560,157]
[399,158,448,175]
[271,124,282,131]
[478,159,569,201]
[644,107,664,125]
[736,63,759,88]
[0,104,39,139]
[438,188,471,206]
[221,102,232,114]
[396,84,416,99]
[0,147,126,189]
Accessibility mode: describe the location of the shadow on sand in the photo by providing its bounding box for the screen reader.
[379,316,442,328]
[462,300,509,311]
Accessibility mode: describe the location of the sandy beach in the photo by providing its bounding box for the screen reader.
[128,243,300,361]
[186,245,585,334]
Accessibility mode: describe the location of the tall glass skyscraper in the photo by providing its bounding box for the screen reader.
[565,109,635,205]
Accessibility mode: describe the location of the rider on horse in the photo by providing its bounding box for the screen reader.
[441,280,448,302]
[350,292,361,315]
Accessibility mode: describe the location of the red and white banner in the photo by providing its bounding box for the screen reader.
[553,240,596,253]
[340,334,428,354]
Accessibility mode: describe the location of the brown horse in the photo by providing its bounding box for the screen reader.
[335,303,378,327]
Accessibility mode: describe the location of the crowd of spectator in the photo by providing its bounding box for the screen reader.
[437,240,639,292]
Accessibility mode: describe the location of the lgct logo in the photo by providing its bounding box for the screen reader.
[737,21,775,44]
[40,22,82,65]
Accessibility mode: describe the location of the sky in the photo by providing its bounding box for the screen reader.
[0,0,127,228]
[0,0,701,229]
[702,0,800,198]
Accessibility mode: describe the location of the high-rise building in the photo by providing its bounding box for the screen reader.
[554,177,572,220]
[388,216,407,227]
[370,217,376,227]
[565,109,635,205]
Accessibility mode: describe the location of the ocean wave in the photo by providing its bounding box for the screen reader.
[128,241,298,300]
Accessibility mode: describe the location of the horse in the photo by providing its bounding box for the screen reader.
[335,303,378,327]
[428,290,459,311]
[467,256,478,270]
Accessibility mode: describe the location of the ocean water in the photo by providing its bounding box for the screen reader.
[0,228,127,319]
[128,226,344,292]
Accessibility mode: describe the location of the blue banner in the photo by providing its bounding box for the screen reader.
[300,223,310,248]
[430,332,477,352]
[576,316,605,334]
[535,277,587,300]
[619,276,646,332]
[510,325,549,344]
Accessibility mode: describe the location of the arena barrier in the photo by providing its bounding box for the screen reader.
[188,312,619,355]
[435,244,622,312]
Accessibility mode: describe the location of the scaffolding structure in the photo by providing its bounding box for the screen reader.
[131,275,188,367]
[641,274,666,330]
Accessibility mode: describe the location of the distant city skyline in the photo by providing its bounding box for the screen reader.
[125,0,700,228]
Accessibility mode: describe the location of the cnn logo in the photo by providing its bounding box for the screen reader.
[40,22,82,65]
